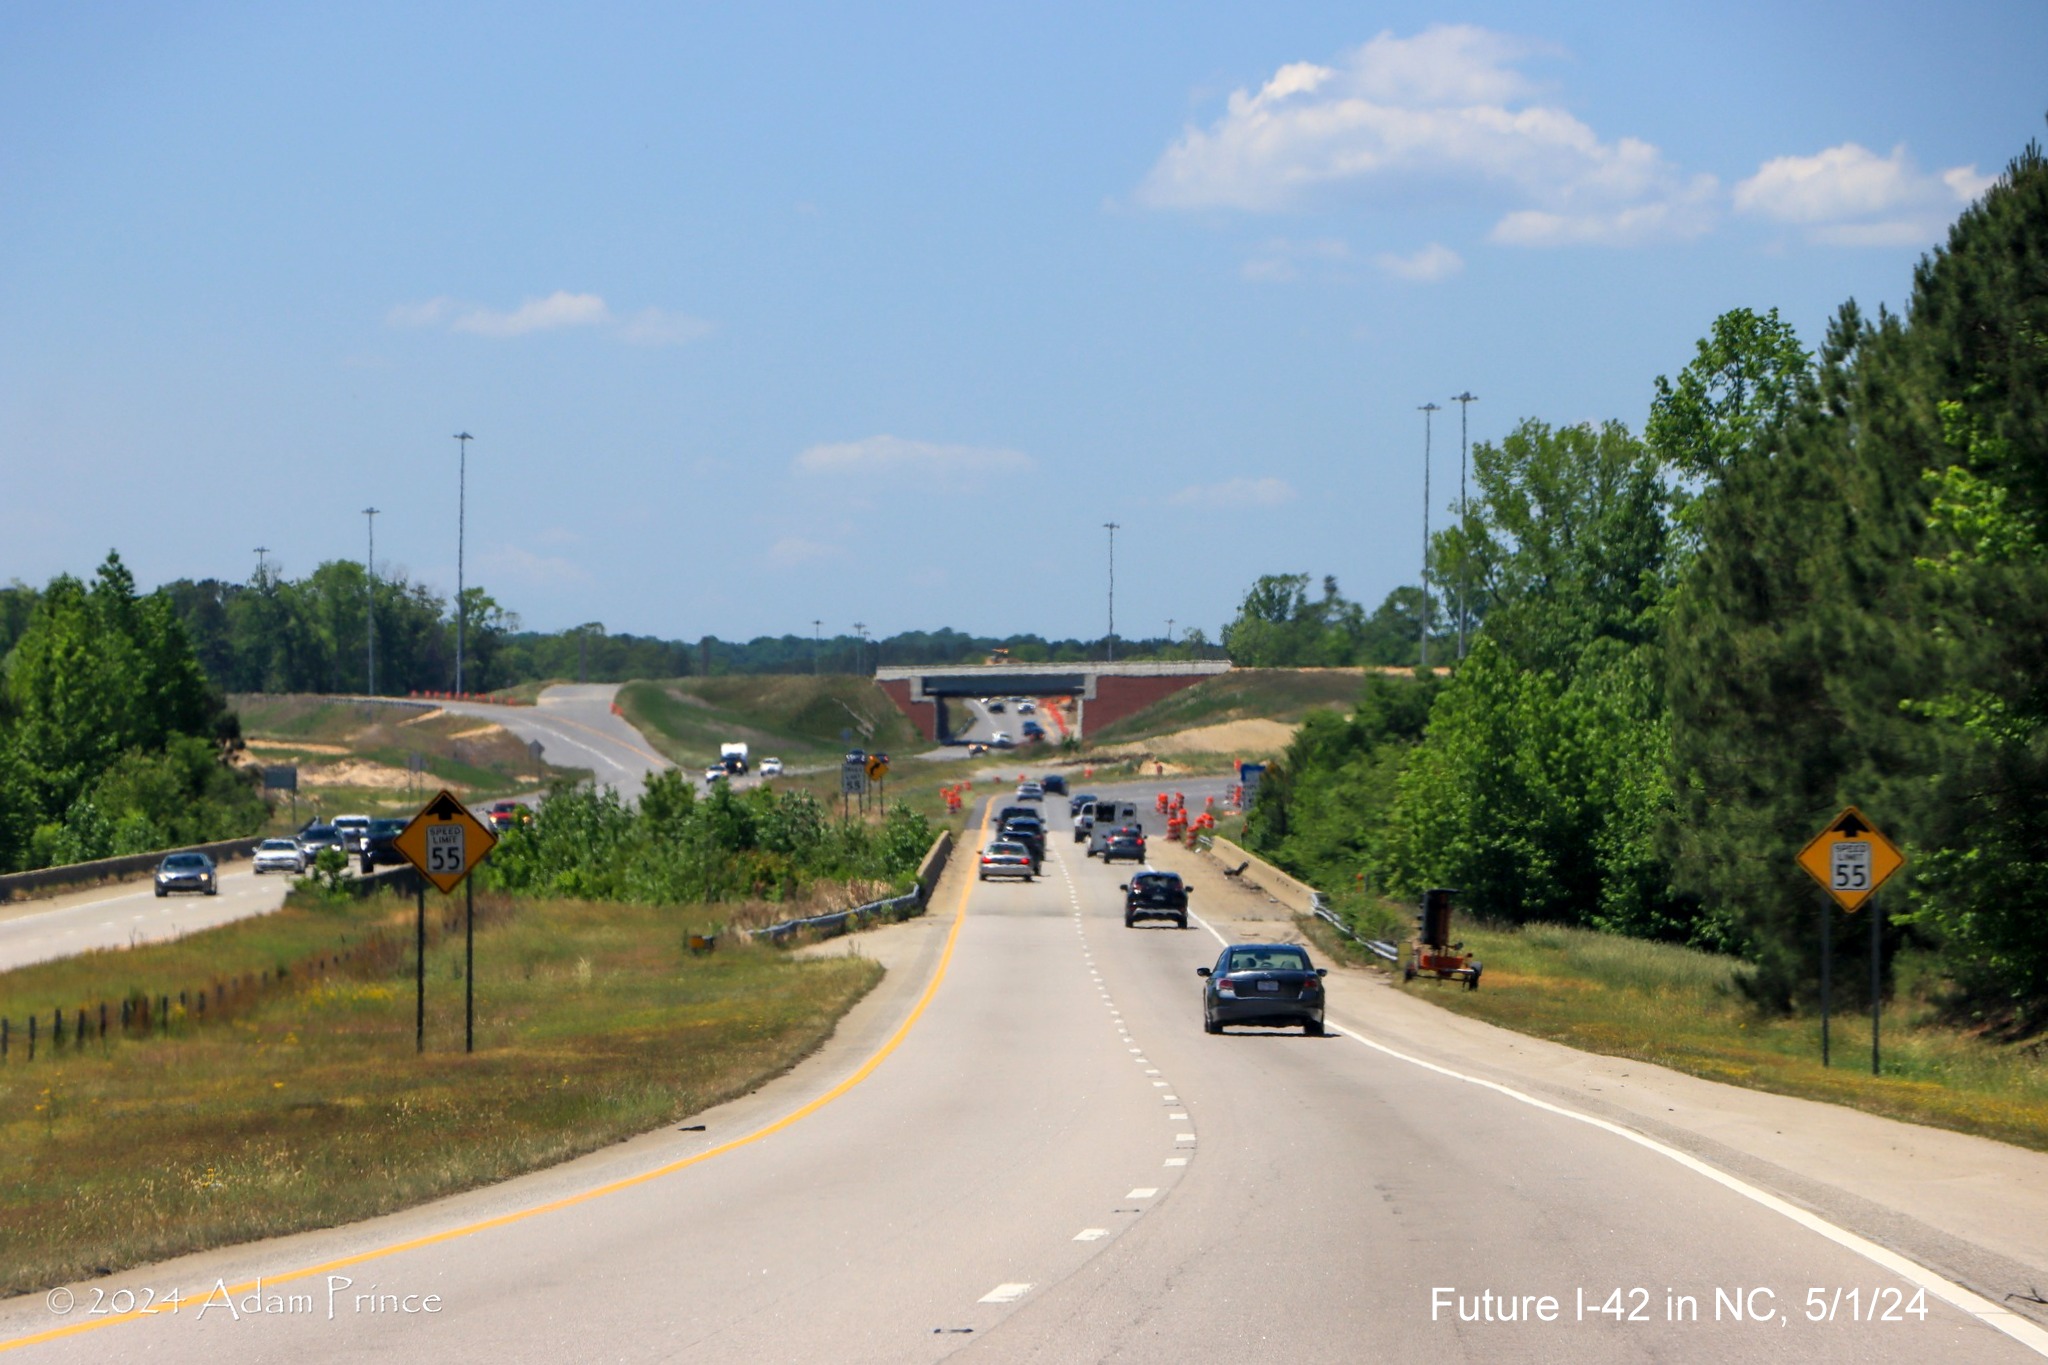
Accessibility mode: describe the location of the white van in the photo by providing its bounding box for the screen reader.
[1086,801,1140,857]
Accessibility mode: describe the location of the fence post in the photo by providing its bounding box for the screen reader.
[2,1017,8,1060]
[159,995,168,1034]
[75,1008,86,1048]
[53,1009,64,1047]
[29,1014,37,1059]
[99,1002,107,1040]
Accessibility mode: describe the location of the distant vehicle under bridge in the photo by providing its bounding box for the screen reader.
[873,660,1231,744]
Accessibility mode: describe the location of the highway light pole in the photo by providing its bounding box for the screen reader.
[363,507,380,695]
[1418,402,1440,671]
[253,546,270,583]
[453,432,473,693]
[1452,392,1478,661]
[853,622,867,676]
[813,619,822,675]
[1103,521,1120,663]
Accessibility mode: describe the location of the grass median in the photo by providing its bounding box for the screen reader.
[1303,911,2048,1152]
[0,885,880,1295]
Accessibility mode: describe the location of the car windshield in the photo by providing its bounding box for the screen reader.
[986,843,1025,857]
[370,819,406,835]
[259,839,296,850]
[163,854,208,869]
[1225,948,1312,973]
[1135,875,1179,891]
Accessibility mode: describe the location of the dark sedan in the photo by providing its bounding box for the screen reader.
[1000,817,1046,868]
[1101,825,1146,863]
[359,817,409,873]
[296,823,345,864]
[154,851,218,898]
[1198,943,1327,1035]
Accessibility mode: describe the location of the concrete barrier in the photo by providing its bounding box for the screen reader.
[0,836,268,905]
[1196,836,1322,917]
[914,830,954,900]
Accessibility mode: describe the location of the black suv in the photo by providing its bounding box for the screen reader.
[359,817,409,874]
[1000,817,1046,868]
[1122,871,1190,928]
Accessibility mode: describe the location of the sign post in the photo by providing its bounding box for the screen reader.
[1795,807,1904,1075]
[396,789,500,1054]
[866,754,890,811]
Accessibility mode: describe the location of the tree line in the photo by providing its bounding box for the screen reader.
[0,555,262,872]
[1246,128,2048,1025]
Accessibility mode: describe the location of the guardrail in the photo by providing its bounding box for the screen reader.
[0,836,268,905]
[751,831,954,947]
[1191,838,1399,963]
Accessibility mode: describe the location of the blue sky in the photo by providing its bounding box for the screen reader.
[3,2,2041,645]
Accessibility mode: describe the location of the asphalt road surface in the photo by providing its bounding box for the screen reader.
[7,788,2044,1362]
[437,684,672,803]
[0,863,294,974]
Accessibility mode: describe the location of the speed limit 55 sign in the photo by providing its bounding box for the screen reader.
[1795,806,1904,911]
[397,789,499,894]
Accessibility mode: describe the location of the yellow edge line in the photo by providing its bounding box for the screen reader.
[0,803,991,1354]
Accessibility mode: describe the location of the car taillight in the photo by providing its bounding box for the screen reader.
[1215,976,1236,995]
[1299,976,1320,993]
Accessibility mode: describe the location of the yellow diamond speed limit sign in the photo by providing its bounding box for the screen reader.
[1795,806,1904,912]
[397,789,499,894]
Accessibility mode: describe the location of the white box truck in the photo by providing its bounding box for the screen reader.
[720,742,750,775]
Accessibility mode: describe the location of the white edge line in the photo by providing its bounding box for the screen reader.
[1331,1023,2048,1356]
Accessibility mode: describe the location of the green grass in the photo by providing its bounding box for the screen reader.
[1308,912,2048,1152]
[617,676,929,770]
[1084,668,1381,746]
[0,886,880,1293]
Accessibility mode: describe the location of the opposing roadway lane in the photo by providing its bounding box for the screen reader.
[437,683,671,802]
[0,866,292,974]
[5,794,2042,1361]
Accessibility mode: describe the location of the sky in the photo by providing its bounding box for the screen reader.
[3,2,2042,646]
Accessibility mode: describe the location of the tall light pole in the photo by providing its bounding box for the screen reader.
[453,432,473,693]
[853,622,867,676]
[1417,402,1440,671]
[1103,521,1120,663]
[253,546,271,582]
[812,619,822,675]
[1451,392,1478,660]
[1166,618,1175,654]
[363,507,380,695]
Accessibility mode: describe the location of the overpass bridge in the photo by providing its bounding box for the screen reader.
[874,660,1230,743]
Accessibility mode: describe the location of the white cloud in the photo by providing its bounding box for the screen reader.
[452,291,610,337]
[617,307,716,346]
[1136,26,1711,245]
[478,544,591,588]
[1169,477,1296,509]
[1373,242,1464,281]
[794,434,1034,489]
[1243,237,1350,282]
[1734,143,1991,245]
[386,291,712,344]
[765,536,842,569]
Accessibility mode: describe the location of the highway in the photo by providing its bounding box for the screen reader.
[436,683,672,802]
[0,865,292,975]
[0,685,676,975]
[6,786,2044,1362]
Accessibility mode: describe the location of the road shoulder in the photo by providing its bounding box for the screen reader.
[1146,835,2048,1329]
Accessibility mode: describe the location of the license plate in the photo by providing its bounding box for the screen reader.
[1257,980,1280,992]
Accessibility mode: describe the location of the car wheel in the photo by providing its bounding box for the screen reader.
[155,886,167,898]
[206,884,218,896]
[1124,913,1134,927]
[1305,1018,1325,1037]
[1176,916,1188,929]
[978,872,987,881]
[1203,1014,1221,1035]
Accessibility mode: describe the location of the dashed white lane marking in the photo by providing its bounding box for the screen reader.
[1162,1094,1178,1102]
[1175,1133,1197,1143]
[980,1283,1033,1304]
[1152,1081,1168,1087]
[1164,1157,1187,1167]
[1127,1188,1158,1199]
[1144,1068,1160,1075]
[1073,1228,1109,1242]
[1169,1113,1189,1120]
